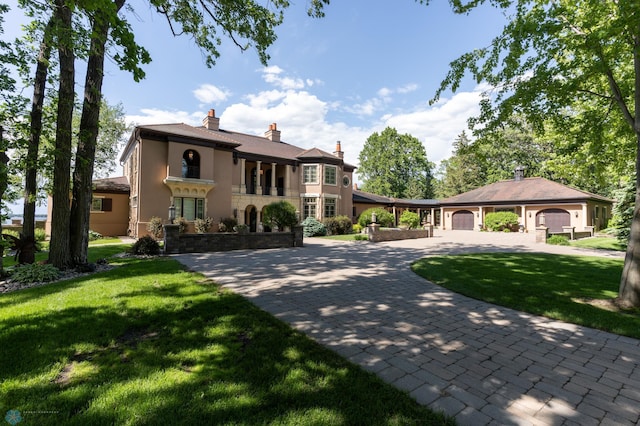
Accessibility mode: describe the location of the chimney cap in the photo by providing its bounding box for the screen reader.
[208,109,215,117]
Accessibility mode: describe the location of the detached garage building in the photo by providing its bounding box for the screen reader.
[439,172,613,233]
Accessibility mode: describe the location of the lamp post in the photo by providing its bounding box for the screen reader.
[371,211,377,224]
[168,204,176,224]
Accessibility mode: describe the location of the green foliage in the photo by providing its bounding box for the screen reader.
[399,211,420,229]
[147,216,164,239]
[354,234,368,241]
[323,215,352,235]
[233,224,249,233]
[262,201,298,231]
[34,228,47,242]
[547,235,570,246]
[611,176,634,245]
[352,223,362,234]
[301,217,326,237]
[194,217,214,233]
[131,235,160,256]
[358,127,434,199]
[484,212,520,232]
[219,217,238,232]
[358,208,394,228]
[88,230,102,241]
[10,263,60,284]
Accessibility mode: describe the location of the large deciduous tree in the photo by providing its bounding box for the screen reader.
[358,127,434,199]
[433,0,640,307]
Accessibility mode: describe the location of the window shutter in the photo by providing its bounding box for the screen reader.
[102,198,113,212]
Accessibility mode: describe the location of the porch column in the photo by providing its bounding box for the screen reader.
[582,203,588,228]
[240,158,246,194]
[271,162,277,195]
[440,207,445,230]
[478,206,483,230]
[285,165,292,196]
[521,204,527,229]
[255,160,262,195]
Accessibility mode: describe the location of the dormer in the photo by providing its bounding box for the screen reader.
[265,123,281,142]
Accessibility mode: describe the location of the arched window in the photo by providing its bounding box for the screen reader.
[182,150,200,179]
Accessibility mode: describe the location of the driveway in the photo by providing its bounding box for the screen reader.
[174,231,638,426]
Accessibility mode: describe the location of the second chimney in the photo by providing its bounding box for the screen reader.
[333,141,344,159]
[265,123,281,142]
[203,109,219,131]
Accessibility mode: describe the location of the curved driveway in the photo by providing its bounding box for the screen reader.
[175,231,639,426]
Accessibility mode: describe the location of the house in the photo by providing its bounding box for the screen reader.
[353,188,440,226]
[119,109,355,237]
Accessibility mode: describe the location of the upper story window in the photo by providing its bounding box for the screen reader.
[324,165,337,185]
[303,165,318,184]
[182,150,200,179]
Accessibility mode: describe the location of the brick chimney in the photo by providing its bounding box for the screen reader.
[264,123,281,142]
[333,140,344,159]
[202,109,219,131]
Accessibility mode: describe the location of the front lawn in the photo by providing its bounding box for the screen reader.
[1,254,452,425]
[411,253,640,339]
[569,236,626,251]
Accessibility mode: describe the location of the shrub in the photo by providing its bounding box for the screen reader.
[399,211,420,229]
[147,216,164,239]
[194,217,214,233]
[352,223,362,234]
[175,217,188,234]
[233,224,249,233]
[547,235,570,246]
[11,263,60,284]
[34,228,47,242]
[88,230,103,241]
[301,217,327,237]
[323,215,353,235]
[263,201,298,231]
[354,234,368,241]
[484,212,520,232]
[611,176,634,244]
[131,235,161,255]
[358,207,394,228]
[219,217,238,232]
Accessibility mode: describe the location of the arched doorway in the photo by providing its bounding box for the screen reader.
[536,209,570,233]
[452,210,474,230]
[246,206,258,232]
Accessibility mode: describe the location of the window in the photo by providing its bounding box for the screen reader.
[182,150,200,179]
[324,165,337,185]
[303,197,317,219]
[91,197,112,212]
[342,175,350,187]
[324,198,336,218]
[174,197,205,220]
[303,165,318,184]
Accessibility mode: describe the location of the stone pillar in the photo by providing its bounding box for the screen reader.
[293,225,304,247]
[270,162,277,196]
[368,223,380,242]
[256,160,262,195]
[240,158,246,194]
[535,226,548,244]
[478,206,483,231]
[163,224,181,254]
[562,226,575,240]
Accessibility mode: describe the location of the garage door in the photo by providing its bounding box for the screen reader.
[536,209,570,233]
[452,210,474,230]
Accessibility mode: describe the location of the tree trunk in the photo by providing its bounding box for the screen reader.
[70,0,124,265]
[48,0,74,269]
[23,18,54,243]
[0,129,8,276]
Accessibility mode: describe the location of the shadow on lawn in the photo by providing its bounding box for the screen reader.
[0,258,448,425]
[173,238,639,425]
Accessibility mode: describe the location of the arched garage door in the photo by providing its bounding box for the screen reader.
[536,209,570,233]
[452,210,474,230]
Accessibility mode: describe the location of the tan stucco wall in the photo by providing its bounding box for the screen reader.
[89,192,129,236]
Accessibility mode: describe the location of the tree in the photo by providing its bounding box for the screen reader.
[433,1,640,307]
[436,131,485,197]
[262,201,298,231]
[358,127,434,199]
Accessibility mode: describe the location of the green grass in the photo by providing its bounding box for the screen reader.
[570,236,626,251]
[2,243,130,269]
[412,253,640,339]
[88,237,124,245]
[1,253,452,425]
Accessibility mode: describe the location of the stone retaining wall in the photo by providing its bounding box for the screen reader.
[367,224,433,242]
[163,224,303,254]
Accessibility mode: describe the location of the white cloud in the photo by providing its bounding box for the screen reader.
[193,84,231,104]
[397,83,419,94]
[262,66,306,90]
[126,108,204,126]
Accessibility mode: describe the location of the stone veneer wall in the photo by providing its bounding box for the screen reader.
[367,225,433,242]
[163,224,303,254]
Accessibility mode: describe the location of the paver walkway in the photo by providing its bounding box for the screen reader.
[175,231,639,426]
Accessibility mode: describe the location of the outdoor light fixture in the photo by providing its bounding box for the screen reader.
[169,203,176,224]
[540,213,546,226]
[575,212,579,218]
[529,212,532,218]
[371,212,377,224]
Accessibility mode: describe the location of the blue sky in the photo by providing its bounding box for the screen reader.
[4,0,508,182]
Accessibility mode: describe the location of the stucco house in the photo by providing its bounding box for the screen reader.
[353,189,440,226]
[119,109,355,237]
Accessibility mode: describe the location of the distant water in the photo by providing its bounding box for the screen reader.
[3,214,48,226]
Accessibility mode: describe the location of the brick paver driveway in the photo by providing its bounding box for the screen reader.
[175,231,639,426]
